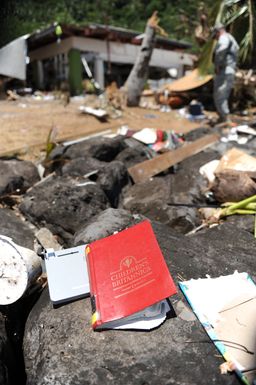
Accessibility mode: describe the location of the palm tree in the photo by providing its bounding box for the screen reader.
[198,0,256,74]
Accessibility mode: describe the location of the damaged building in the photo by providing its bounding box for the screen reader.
[27,23,194,94]
[0,23,194,94]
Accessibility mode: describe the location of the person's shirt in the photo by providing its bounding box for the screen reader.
[214,32,239,75]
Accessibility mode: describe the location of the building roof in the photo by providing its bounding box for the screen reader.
[27,23,192,52]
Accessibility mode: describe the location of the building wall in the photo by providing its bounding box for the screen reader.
[29,36,193,68]
[29,36,194,93]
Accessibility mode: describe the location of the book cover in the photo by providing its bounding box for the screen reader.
[86,220,177,329]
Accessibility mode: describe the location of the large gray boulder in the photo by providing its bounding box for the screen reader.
[0,159,40,197]
[19,175,110,245]
[74,208,144,245]
[62,157,130,208]
[63,136,127,162]
[23,219,255,385]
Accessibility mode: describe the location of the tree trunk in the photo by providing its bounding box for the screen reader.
[126,17,156,106]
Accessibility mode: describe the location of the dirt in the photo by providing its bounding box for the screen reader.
[0,96,203,161]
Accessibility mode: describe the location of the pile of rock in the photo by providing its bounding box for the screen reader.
[0,133,255,385]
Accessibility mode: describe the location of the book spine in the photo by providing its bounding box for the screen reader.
[86,245,101,329]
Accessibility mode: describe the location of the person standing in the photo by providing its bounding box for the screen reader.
[212,22,239,123]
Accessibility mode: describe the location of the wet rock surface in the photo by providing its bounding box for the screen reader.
[23,220,256,385]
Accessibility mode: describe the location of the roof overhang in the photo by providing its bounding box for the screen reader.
[27,23,192,52]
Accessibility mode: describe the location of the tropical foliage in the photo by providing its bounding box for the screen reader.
[198,0,256,74]
[1,0,255,70]
[0,0,213,47]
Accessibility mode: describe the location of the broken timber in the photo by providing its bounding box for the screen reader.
[128,134,219,183]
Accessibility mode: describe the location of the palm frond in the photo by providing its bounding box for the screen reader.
[198,0,256,71]
[197,0,223,75]
[239,31,251,62]
[223,5,247,25]
[197,39,215,76]
[237,0,256,62]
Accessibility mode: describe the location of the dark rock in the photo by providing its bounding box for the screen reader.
[121,177,199,231]
[23,219,255,385]
[184,126,219,142]
[168,150,219,204]
[1,290,43,385]
[225,214,255,235]
[0,313,8,385]
[0,208,35,249]
[0,209,38,385]
[61,156,106,177]
[62,157,130,208]
[115,145,152,168]
[43,145,68,174]
[3,132,256,385]
[0,209,37,381]
[0,159,40,197]
[74,208,144,245]
[47,144,66,160]
[165,206,200,234]
[97,161,130,207]
[155,221,255,281]
[64,136,127,162]
[19,175,110,245]
[123,177,170,213]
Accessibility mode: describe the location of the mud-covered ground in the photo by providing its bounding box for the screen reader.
[0,96,203,159]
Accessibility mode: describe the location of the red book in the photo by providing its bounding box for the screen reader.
[86,220,177,330]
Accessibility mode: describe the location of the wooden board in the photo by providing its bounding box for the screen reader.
[161,69,213,93]
[128,134,219,183]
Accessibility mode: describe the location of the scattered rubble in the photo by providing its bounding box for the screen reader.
[1,95,256,385]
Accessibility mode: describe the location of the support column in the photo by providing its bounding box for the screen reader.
[94,56,105,89]
[33,60,44,89]
[68,49,83,95]
[177,65,184,78]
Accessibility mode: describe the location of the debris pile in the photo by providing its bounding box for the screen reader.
[0,97,256,385]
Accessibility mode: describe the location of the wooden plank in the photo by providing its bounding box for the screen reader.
[128,134,219,183]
